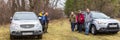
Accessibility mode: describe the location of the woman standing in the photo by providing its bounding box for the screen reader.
[76,10,85,33]
[69,12,76,32]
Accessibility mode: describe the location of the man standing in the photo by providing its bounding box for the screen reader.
[85,8,92,35]
[41,12,49,33]
[69,11,76,32]
[44,12,49,33]
[41,13,46,33]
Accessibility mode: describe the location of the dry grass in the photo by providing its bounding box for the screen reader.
[0,19,120,40]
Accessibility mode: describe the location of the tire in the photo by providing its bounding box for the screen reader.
[37,34,42,39]
[112,31,118,34]
[10,35,15,40]
[91,25,97,35]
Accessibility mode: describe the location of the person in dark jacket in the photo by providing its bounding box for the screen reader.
[76,10,85,32]
[44,12,49,33]
[41,13,46,33]
[38,12,43,23]
[41,12,49,33]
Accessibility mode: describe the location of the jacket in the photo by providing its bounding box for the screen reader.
[69,14,76,23]
[85,12,92,23]
[76,13,84,24]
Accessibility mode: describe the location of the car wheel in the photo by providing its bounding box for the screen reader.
[37,34,42,39]
[112,31,118,34]
[10,35,15,39]
[91,25,97,35]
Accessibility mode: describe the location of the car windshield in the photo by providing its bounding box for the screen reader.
[92,12,110,19]
[13,12,38,20]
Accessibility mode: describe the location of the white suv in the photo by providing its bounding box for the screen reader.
[84,11,120,35]
[10,12,43,38]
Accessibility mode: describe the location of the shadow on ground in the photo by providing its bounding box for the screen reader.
[10,36,42,40]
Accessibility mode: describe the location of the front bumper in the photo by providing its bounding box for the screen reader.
[98,23,119,32]
[98,28,119,32]
[10,30,43,36]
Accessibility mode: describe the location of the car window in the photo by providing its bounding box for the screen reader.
[13,12,38,20]
[92,12,110,19]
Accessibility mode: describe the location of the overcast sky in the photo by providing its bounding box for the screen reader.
[56,0,66,8]
[3,0,8,3]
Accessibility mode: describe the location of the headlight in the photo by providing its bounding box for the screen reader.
[36,23,42,27]
[11,23,19,27]
[10,23,19,30]
[36,23,42,30]
[96,21,106,24]
[118,22,120,27]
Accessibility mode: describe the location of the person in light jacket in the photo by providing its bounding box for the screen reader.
[85,8,92,35]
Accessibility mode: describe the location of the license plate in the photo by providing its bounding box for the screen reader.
[109,25,117,27]
[22,32,33,35]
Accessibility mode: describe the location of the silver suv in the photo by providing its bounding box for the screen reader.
[10,12,43,39]
[85,11,120,35]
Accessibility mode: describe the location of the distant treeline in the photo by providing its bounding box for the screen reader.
[0,0,64,25]
[65,0,120,17]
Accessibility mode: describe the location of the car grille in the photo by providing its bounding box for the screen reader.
[20,24,34,28]
[107,23,119,29]
[21,31,34,33]
[109,23,118,25]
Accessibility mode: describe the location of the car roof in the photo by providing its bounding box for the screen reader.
[82,11,103,14]
[15,12,35,14]
[91,11,102,13]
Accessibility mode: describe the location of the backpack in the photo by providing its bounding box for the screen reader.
[78,13,84,24]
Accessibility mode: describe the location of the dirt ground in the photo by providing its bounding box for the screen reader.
[0,19,120,40]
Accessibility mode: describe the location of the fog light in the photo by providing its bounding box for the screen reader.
[12,31,15,34]
[34,30,38,32]
[12,31,21,34]
[39,30,41,32]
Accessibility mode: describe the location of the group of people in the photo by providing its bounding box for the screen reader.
[38,8,92,35]
[69,8,92,35]
[38,12,49,33]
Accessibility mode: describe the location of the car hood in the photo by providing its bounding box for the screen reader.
[12,20,40,24]
[94,18,120,23]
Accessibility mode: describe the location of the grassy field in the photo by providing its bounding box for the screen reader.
[0,19,120,40]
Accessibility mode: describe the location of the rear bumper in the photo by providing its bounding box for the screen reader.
[10,30,43,36]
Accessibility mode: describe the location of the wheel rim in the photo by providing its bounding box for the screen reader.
[91,27,95,34]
